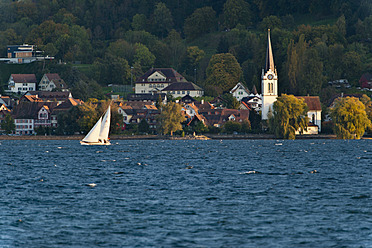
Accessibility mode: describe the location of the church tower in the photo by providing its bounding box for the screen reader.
[261,29,278,120]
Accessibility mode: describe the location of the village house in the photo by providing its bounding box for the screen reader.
[230,82,250,101]
[11,102,57,135]
[38,73,68,91]
[0,104,11,132]
[189,108,250,128]
[359,73,372,89]
[134,68,187,94]
[118,101,160,130]
[23,91,73,104]
[134,68,204,98]
[161,82,204,98]
[127,93,167,104]
[7,74,37,94]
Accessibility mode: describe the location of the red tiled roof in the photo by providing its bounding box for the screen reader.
[296,96,322,111]
[11,74,37,83]
[45,73,61,81]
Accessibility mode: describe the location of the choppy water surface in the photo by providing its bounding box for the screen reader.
[0,139,371,247]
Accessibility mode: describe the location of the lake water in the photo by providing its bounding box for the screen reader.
[0,139,371,247]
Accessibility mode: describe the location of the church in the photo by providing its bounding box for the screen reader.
[261,29,322,133]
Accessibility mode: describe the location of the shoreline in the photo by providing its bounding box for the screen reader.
[0,134,343,140]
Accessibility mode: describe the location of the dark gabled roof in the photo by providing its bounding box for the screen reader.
[45,73,61,81]
[137,68,187,82]
[11,74,37,83]
[181,95,197,103]
[50,79,68,89]
[162,82,203,91]
[52,98,82,112]
[251,85,258,95]
[296,96,322,111]
[127,93,166,101]
[12,102,58,119]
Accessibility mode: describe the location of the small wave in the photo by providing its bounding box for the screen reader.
[240,170,259,174]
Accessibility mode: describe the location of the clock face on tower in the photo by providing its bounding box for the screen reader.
[267,74,273,80]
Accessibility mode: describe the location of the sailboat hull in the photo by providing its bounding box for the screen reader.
[80,141,111,146]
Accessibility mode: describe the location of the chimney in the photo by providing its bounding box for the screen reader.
[341,92,344,98]
[201,99,204,104]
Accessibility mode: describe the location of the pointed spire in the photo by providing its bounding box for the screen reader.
[251,85,258,95]
[265,29,275,73]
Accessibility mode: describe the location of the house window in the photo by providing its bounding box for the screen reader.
[312,114,315,123]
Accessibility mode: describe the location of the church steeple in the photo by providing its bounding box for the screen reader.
[265,29,275,73]
[261,29,278,120]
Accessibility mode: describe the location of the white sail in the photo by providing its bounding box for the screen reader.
[99,105,111,141]
[82,117,102,143]
[80,105,111,145]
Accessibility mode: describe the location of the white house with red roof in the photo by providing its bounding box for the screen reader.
[7,74,37,94]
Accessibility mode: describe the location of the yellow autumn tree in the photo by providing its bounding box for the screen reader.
[330,97,371,139]
[157,102,185,135]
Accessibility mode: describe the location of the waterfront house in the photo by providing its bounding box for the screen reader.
[12,102,57,135]
[0,104,11,132]
[192,108,250,128]
[295,96,322,134]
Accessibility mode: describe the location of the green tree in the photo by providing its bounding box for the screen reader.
[157,102,185,135]
[182,46,205,77]
[152,2,174,38]
[223,0,252,29]
[223,121,241,134]
[138,119,150,134]
[260,15,282,31]
[132,14,147,31]
[107,39,135,64]
[184,7,216,40]
[165,30,185,68]
[330,97,371,139]
[270,94,309,139]
[1,114,15,134]
[77,102,99,134]
[134,43,156,71]
[193,121,209,134]
[205,53,242,93]
[221,93,240,109]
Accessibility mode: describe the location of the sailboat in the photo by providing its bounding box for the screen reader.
[80,105,111,145]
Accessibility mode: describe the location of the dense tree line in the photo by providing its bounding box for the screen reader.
[0,0,371,102]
